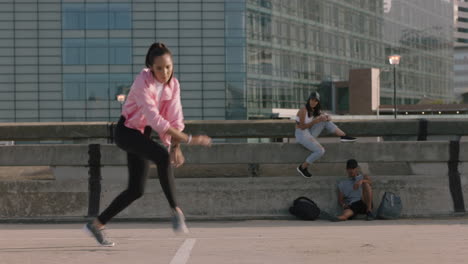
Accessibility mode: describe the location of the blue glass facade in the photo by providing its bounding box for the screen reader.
[62,38,132,65]
[0,0,230,122]
[225,1,247,119]
[62,3,132,30]
[59,3,133,120]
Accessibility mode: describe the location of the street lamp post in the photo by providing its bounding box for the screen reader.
[388,54,401,119]
[116,94,126,112]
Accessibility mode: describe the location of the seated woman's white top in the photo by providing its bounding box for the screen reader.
[295,113,314,124]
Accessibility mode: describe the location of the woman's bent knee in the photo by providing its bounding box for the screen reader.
[127,189,145,201]
[318,147,325,156]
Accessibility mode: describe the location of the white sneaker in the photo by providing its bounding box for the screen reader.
[172,210,189,234]
[83,222,115,247]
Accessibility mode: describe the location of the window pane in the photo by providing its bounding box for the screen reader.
[87,74,109,101]
[63,74,86,100]
[62,39,85,64]
[62,3,85,29]
[86,4,108,30]
[109,38,131,64]
[109,3,131,29]
[86,39,108,64]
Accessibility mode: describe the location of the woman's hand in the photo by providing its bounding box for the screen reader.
[166,128,212,147]
[317,115,328,122]
[170,146,185,168]
[190,135,212,146]
[297,123,309,130]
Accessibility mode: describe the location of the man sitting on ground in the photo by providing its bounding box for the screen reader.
[336,159,375,221]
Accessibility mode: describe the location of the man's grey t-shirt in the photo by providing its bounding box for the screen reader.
[337,174,364,205]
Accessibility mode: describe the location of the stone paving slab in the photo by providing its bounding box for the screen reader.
[1,219,468,264]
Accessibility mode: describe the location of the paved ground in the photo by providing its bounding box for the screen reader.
[1,219,468,264]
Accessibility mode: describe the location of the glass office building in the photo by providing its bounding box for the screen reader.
[455,0,468,101]
[456,0,468,45]
[0,0,244,121]
[0,0,454,122]
[246,0,454,116]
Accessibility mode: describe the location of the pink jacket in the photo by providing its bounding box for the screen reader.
[122,68,185,146]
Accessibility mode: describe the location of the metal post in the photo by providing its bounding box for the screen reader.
[393,66,397,119]
[331,80,336,114]
[87,144,102,217]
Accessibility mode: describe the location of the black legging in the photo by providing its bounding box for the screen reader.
[97,117,177,224]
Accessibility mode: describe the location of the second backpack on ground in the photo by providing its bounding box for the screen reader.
[376,192,402,219]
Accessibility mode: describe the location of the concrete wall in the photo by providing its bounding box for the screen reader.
[0,141,465,220]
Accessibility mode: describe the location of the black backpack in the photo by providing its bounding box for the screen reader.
[289,196,321,220]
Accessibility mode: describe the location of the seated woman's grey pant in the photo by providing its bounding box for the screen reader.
[295,121,338,164]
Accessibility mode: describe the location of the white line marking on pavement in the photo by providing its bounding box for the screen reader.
[169,238,196,264]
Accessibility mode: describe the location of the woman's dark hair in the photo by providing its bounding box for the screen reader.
[305,93,321,118]
[145,42,173,83]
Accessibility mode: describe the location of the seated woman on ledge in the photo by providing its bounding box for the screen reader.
[295,92,356,178]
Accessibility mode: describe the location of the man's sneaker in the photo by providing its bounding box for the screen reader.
[340,135,357,142]
[297,165,312,178]
[83,222,115,247]
[366,211,375,221]
[319,211,342,222]
[172,210,189,234]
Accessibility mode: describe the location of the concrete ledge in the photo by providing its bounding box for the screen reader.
[0,161,446,180]
[96,175,456,219]
[0,180,87,218]
[0,141,451,166]
[0,166,53,180]
[0,172,456,219]
[0,119,467,140]
[0,122,109,140]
